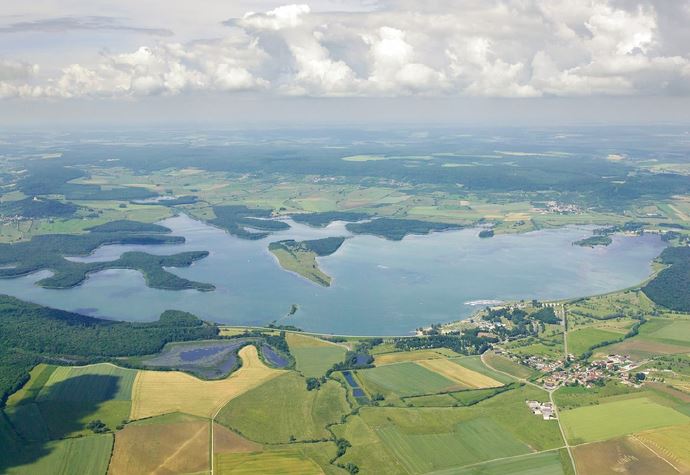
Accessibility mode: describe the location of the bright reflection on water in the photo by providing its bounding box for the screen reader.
[0,214,666,335]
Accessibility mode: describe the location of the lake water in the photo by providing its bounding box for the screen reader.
[0,214,665,335]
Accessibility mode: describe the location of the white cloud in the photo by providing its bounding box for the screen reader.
[240,4,311,31]
[1,0,689,99]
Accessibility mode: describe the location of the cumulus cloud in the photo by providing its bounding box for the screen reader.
[2,0,689,99]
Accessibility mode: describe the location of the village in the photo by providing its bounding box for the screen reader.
[496,349,646,390]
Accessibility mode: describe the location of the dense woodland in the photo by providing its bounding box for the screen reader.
[395,331,496,355]
[270,237,346,257]
[346,218,462,240]
[0,198,77,219]
[0,230,213,291]
[0,296,218,404]
[210,205,289,240]
[644,246,690,312]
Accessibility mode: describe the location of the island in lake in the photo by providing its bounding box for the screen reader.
[269,237,346,286]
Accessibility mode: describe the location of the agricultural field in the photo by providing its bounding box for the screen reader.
[4,363,136,439]
[0,434,113,475]
[416,358,503,389]
[286,333,347,378]
[374,348,460,365]
[357,361,460,398]
[334,385,564,474]
[109,413,211,475]
[130,345,282,419]
[481,352,538,380]
[560,396,690,444]
[567,327,625,357]
[452,450,568,475]
[595,317,690,358]
[452,356,517,385]
[215,372,350,443]
[572,436,679,475]
[214,442,341,475]
[635,423,690,471]
[637,319,690,348]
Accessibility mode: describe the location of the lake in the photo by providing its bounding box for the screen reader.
[0,214,666,335]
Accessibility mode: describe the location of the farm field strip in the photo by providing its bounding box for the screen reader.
[358,362,459,397]
[417,358,502,389]
[374,349,459,366]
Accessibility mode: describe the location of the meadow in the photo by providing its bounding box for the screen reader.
[286,333,347,378]
[566,327,625,357]
[215,372,350,443]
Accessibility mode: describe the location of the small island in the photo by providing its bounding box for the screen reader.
[573,234,612,247]
[345,218,462,241]
[478,229,494,238]
[269,237,345,286]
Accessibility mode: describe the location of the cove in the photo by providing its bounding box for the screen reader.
[0,214,666,336]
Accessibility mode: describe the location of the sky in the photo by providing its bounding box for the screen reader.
[1,0,689,126]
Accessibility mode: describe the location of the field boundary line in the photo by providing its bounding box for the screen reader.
[631,435,682,473]
[429,447,565,474]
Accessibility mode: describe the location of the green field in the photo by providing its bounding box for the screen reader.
[287,334,347,378]
[567,327,623,356]
[560,396,689,444]
[358,362,458,397]
[403,393,458,407]
[335,385,564,473]
[638,319,690,347]
[482,353,536,380]
[215,448,326,475]
[450,450,566,475]
[215,372,349,443]
[36,364,137,402]
[376,416,530,473]
[0,434,113,475]
[6,363,136,439]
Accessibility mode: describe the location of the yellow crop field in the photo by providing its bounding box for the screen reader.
[636,423,690,470]
[130,345,282,419]
[416,359,502,389]
[214,449,323,475]
[375,349,456,366]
